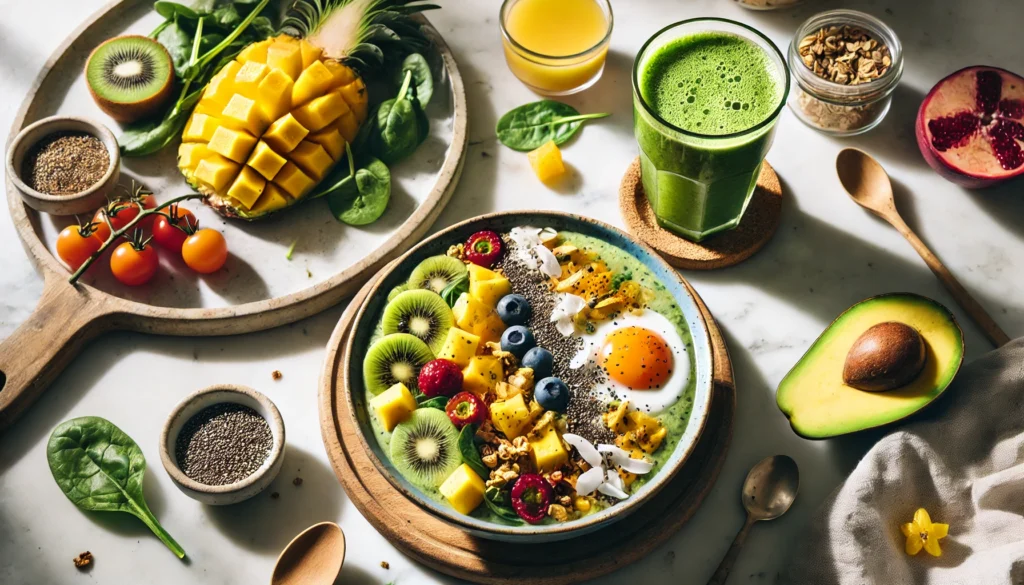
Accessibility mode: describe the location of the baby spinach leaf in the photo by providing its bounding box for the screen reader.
[47,417,186,559]
[457,424,490,480]
[496,100,610,152]
[154,1,199,22]
[417,396,448,410]
[120,88,203,156]
[440,273,468,308]
[155,21,194,77]
[484,487,523,524]
[327,151,392,226]
[394,52,433,106]
[371,70,429,164]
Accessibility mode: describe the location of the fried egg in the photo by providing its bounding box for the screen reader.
[571,310,691,414]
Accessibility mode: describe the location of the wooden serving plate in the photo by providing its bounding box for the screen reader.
[318,267,736,584]
[0,0,468,430]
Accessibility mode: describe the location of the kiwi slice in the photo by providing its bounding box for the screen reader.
[85,35,174,124]
[390,409,461,488]
[408,255,467,294]
[363,333,434,395]
[387,282,410,302]
[382,290,454,354]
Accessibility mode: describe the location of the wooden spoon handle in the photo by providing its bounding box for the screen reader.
[891,217,1010,347]
[707,515,756,585]
[0,279,114,430]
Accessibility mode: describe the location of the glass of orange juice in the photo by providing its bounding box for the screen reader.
[500,0,613,95]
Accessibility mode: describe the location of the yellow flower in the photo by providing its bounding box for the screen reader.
[901,508,949,557]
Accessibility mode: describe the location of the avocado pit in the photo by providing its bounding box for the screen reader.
[843,321,926,392]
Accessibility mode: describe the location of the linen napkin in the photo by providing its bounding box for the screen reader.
[784,338,1024,584]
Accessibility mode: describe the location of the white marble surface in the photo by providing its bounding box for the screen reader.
[2,0,1023,584]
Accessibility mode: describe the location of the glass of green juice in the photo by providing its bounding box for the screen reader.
[633,19,789,241]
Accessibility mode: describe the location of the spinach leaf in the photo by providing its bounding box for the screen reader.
[327,150,392,226]
[47,417,186,558]
[155,21,194,77]
[457,424,489,480]
[394,52,433,106]
[154,1,199,22]
[496,100,610,152]
[371,70,421,164]
[440,273,468,308]
[611,270,632,291]
[417,396,448,410]
[120,89,203,156]
[484,486,523,524]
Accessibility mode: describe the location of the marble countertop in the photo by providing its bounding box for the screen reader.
[3,0,1023,583]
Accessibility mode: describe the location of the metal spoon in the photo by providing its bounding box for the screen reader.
[836,148,1009,347]
[271,522,346,585]
[707,455,799,585]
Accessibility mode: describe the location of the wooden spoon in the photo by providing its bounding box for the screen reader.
[271,522,346,585]
[836,148,1010,347]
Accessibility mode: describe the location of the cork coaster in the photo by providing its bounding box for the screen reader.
[619,157,783,270]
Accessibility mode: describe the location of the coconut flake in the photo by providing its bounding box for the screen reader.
[509,226,542,248]
[550,294,586,337]
[598,444,654,474]
[598,470,629,499]
[533,244,561,278]
[574,467,605,497]
[562,433,603,468]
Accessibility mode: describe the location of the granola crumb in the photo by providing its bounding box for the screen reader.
[272,370,283,380]
[270,492,280,499]
[73,551,93,569]
[293,477,303,486]
[380,561,390,569]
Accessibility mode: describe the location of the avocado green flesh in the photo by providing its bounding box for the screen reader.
[776,294,964,439]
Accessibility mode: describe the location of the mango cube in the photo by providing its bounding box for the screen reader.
[263,114,309,153]
[183,113,219,142]
[452,293,505,345]
[332,110,360,143]
[222,93,269,135]
[288,140,334,180]
[237,39,271,63]
[369,382,417,432]
[177,143,210,171]
[462,355,503,396]
[292,60,335,107]
[307,127,345,161]
[529,423,568,472]
[249,183,292,215]
[201,60,241,109]
[527,140,566,183]
[438,328,480,368]
[233,61,269,98]
[266,42,302,80]
[208,126,258,163]
[292,90,347,132]
[468,264,512,308]
[193,155,240,191]
[489,393,533,439]
[439,463,485,515]
[246,141,288,180]
[226,165,267,209]
[338,78,368,123]
[299,40,323,69]
[325,60,357,88]
[257,69,294,120]
[273,161,315,199]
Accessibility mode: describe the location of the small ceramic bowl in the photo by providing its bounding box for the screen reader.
[6,115,120,215]
[160,384,286,505]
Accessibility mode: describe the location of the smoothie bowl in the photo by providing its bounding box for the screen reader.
[343,212,713,541]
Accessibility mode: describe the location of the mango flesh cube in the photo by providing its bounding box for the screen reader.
[273,161,314,199]
[439,464,485,515]
[462,355,503,396]
[468,264,511,308]
[299,40,323,69]
[178,143,210,171]
[332,110,359,143]
[369,382,417,432]
[202,60,241,107]
[226,165,267,209]
[307,127,345,161]
[438,328,481,368]
[208,126,258,163]
[246,140,288,180]
[528,140,566,183]
[183,113,219,142]
[267,42,302,80]
[489,393,532,439]
[529,423,568,472]
[263,114,309,153]
[292,60,335,107]
[237,39,271,63]
[233,61,269,98]
[338,78,368,123]
[222,94,269,135]
[291,90,347,132]
[288,140,334,180]
[248,183,292,215]
[193,154,240,191]
[325,60,356,88]
[452,293,504,345]
[257,69,294,120]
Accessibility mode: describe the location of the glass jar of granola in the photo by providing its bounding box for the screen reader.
[733,0,806,10]
[787,9,903,136]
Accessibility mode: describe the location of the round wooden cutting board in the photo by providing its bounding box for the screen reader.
[318,269,736,585]
[0,0,468,429]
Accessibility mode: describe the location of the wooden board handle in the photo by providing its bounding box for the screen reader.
[0,279,114,430]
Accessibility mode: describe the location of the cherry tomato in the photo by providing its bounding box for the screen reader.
[182,228,228,274]
[93,199,142,240]
[110,240,158,286]
[56,224,104,270]
[152,206,196,252]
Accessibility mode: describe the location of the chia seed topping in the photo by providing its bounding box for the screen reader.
[175,403,273,486]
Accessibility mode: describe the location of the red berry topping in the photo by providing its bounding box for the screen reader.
[445,391,487,428]
[510,473,552,524]
[464,230,503,267]
[417,359,463,398]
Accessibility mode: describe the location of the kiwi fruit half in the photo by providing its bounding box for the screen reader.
[382,289,454,354]
[364,333,434,395]
[387,282,410,302]
[390,409,461,488]
[408,255,467,294]
[85,35,174,124]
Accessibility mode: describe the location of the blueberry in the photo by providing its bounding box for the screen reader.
[496,294,532,326]
[500,325,535,358]
[522,347,554,379]
[535,377,570,412]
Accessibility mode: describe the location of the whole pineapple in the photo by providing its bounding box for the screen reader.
[178,0,437,220]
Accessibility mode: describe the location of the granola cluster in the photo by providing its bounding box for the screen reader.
[798,25,892,86]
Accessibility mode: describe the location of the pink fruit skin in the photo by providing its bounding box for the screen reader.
[915,65,1024,189]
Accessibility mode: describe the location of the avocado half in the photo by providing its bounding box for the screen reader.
[776,293,964,439]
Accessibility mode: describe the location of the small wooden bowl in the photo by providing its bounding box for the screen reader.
[6,115,120,215]
[160,384,286,506]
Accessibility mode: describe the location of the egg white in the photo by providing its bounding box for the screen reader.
[571,310,691,414]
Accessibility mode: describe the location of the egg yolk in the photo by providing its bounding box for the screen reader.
[599,327,674,390]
